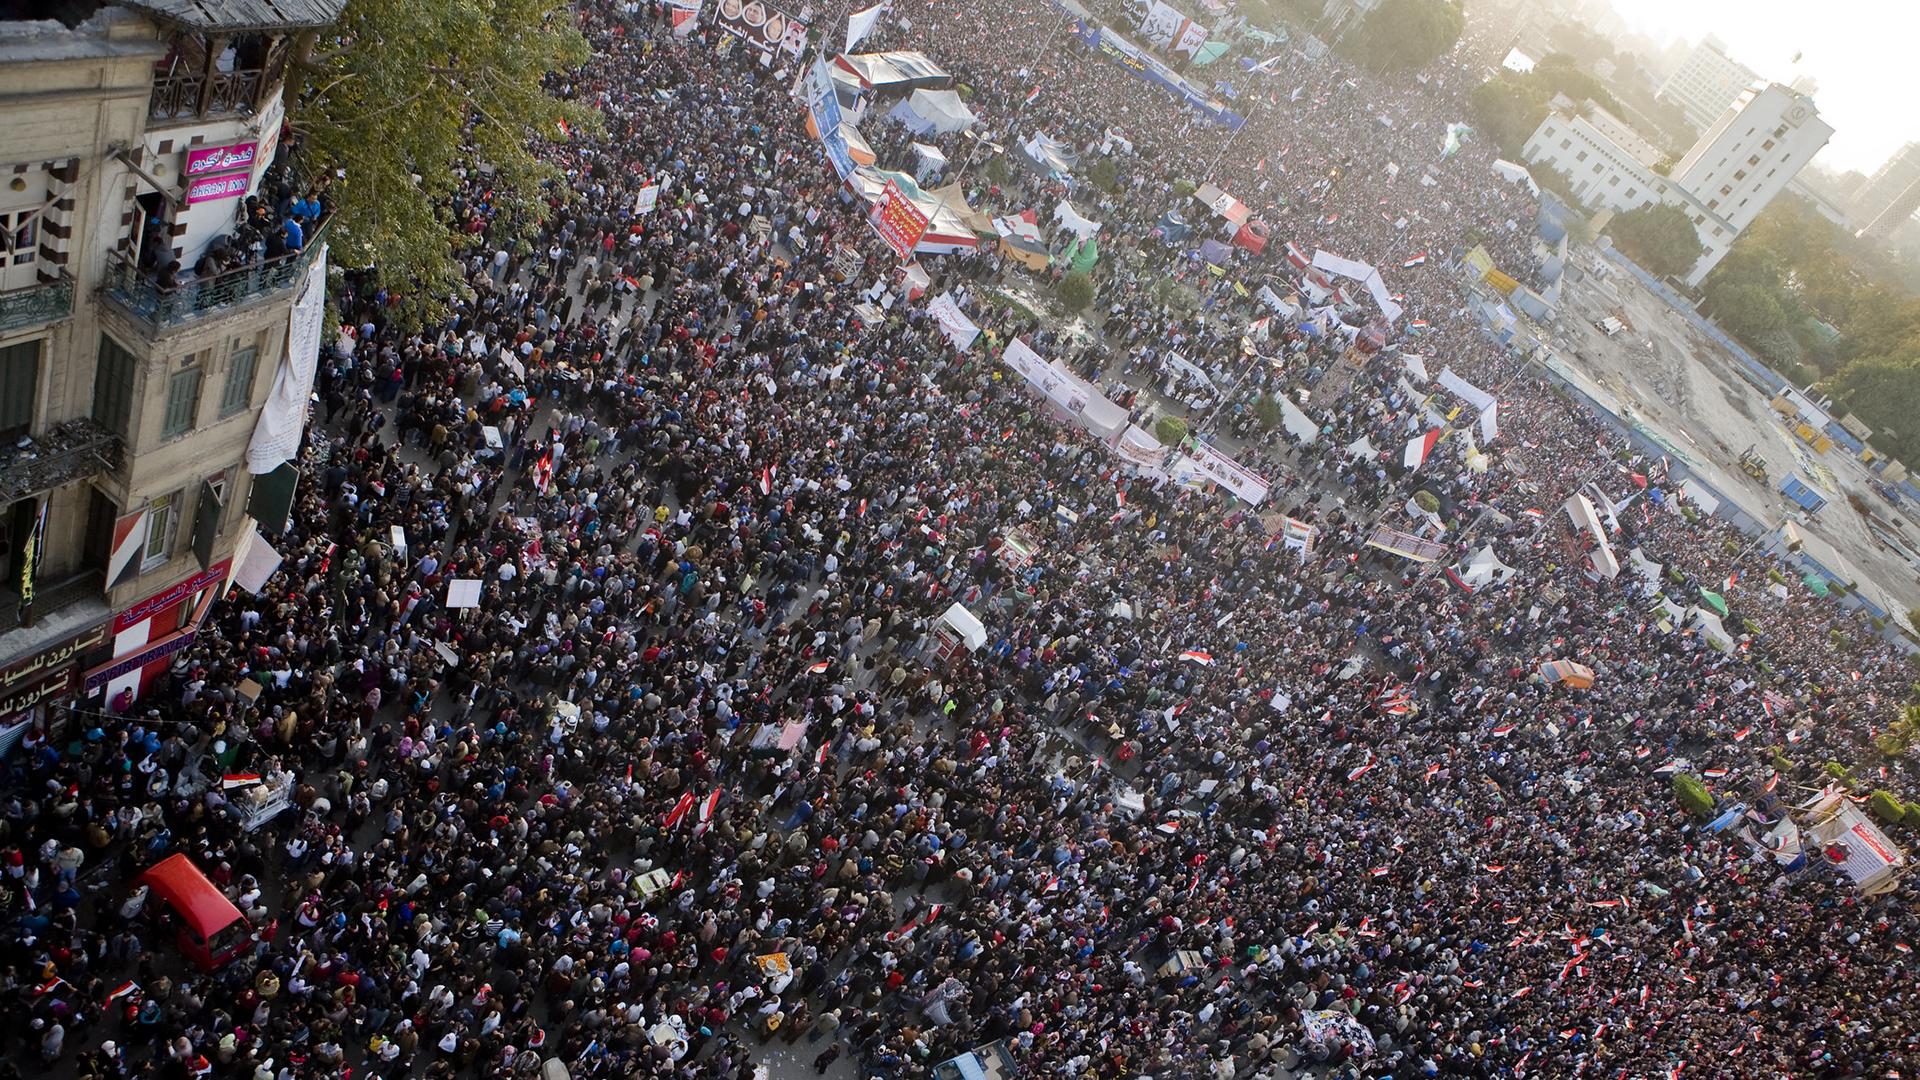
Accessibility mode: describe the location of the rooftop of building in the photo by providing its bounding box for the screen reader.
[1,0,344,34]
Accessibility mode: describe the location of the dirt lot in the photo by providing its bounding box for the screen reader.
[1545,257,1920,621]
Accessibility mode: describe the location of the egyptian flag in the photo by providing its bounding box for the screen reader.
[808,661,831,674]
[531,445,555,495]
[107,981,140,1002]
[1178,650,1214,666]
[663,791,697,828]
[1490,724,1515,737]
[759,464,775,495]
[1347,757,1375,782]
[1025,85,1041,105]
[1404,429,1442,469]
[222,773,263,789]
[697,790,722,823]
[1401,253,1428,268]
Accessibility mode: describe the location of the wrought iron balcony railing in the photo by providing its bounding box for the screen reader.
[0,273,75,336]
[0,418,123,505]
[103,218,329,328]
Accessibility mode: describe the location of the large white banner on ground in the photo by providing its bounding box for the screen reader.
[926,292,980,349]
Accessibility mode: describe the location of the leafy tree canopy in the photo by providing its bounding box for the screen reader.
[1605,202,1704,280]
[291,0,597,318]
[1342,0,1463,72]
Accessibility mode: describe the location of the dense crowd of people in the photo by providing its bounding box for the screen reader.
[3,2,1919,1080]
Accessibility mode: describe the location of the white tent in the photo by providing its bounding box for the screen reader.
[1280,397,1320,444]
[1627,546,1663,582]
[1564,494,1620,579]
[1345,434,1378,460]
[1687,607,1734,651]
[910,143,948,168]
[1054,200,1101,240]
[1457,545,1517,588]
[889,88,977,134]
[1491,158,1540,195]
[937,602,988,651]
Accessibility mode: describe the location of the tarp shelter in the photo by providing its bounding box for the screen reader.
[1537,659,1595,688]
[1154,208,1191,243]
[1698,590,1729,616]
[1233,219,1269,254]
[927,182,995,236]
[1199,238,1233,267]
[1346,435,1378,460]
[1563,494,1620,579]
[1054,200,1101,239]
[1018,133,1079,177]
[1628,546,1663,582]
[840,122,878,166]
[999,234,1050,271]
[833,51,954,93]
[1193,182,1251,224]
[1281,397,1320,444]
[142,853,257,971]
[1311,248,1403,323]
[890,88,977,134]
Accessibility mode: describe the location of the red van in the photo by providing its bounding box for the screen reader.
[139,854,276,972]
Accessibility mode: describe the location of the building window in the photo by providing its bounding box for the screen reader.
[1747,155,1761,166]
[1575,150,1588,162]
[1762,139,1775,151]
[0,338,38,441]
[1607,176,1620,186]
[1720,185,1733,196]
[220,345,258,417]
[1733,170,1747,181]
[162,364,202,439]
[1544,127,1557,138]
[92,333,138,437]
[1625,188,1637,199]
[1593,164,1603,175]
[143,491,176,566]
[1559,139,1572,151]
[1693,214,1706,225]
[0,212,34,267]
[1708,199,1719,210]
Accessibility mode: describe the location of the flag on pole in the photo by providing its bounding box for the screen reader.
[697,790,722,823]
[663,791,697,828]
[1178,650,1214,665]
[1404,429,1442,469]
[845,0,887,51]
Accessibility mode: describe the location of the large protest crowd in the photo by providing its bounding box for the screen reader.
[2,2,1918,1080]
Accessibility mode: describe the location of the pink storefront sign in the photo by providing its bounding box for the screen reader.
[186,172,251,204]
[183,141,258,177]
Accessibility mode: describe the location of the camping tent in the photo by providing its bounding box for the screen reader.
[927,182,994,237]
[909,142,948,180]
[1193,181,1251,224]
[1688,607,1734,651]
[1800,792,1908,895]
[1537,659,1595,688]
[889,88,976,134]
[847,168,978,253]
[1154,208,1191,244]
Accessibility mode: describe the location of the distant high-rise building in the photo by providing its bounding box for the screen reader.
[1861,177,1920,240]
[1673,82,1833,234]
[1788,74,1819,98]
[1656,35,1762,132]
[1849,143,1920,228]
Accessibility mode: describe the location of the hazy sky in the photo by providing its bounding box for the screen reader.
[1599,0,1916,176]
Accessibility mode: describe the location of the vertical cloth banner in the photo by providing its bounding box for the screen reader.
[246,245,327,475]
[926,292,980,349]
[868,179,930,259]
[845,0,887,51]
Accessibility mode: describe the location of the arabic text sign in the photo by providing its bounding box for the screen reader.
[1364,525,1448,563]
[1187,441,1270,504]
[184,141,257,177]
[926,292,980,349]
[712,0,808,53]
[868,180,930,259]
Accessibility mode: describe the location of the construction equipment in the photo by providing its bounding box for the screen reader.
[1738,446,1768,481]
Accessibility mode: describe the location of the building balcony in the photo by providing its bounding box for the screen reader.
[149,67,271,124]
[102,218,329,330]
[0,419,123,505]
[0,273,76,336]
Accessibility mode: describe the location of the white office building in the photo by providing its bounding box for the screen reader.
[1656,36,1760,133]
[1521,85,1831,287]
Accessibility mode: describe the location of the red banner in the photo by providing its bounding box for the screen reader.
[868,180,930,260]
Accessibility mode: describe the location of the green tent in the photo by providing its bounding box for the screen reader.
[1191,41,1232,65]
[1803,575,1830,597]
[1072,236,1099,274]
[1699,590,1729,615]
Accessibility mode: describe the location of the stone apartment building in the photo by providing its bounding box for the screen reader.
[0,0,340,746]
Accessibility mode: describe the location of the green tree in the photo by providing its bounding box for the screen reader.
[1253,393,1283,431]
[293,0,595,316]
[1154,414,1189,447]
[1088,157,1120,193]
[1056,271,1096,312]
[985,152,1012,186]
[1341,0,1464,72]
[1708,282,1787,343]
[1672,773,1715,817]
[1605,203,1704,279]
[1468,53,1625,158]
